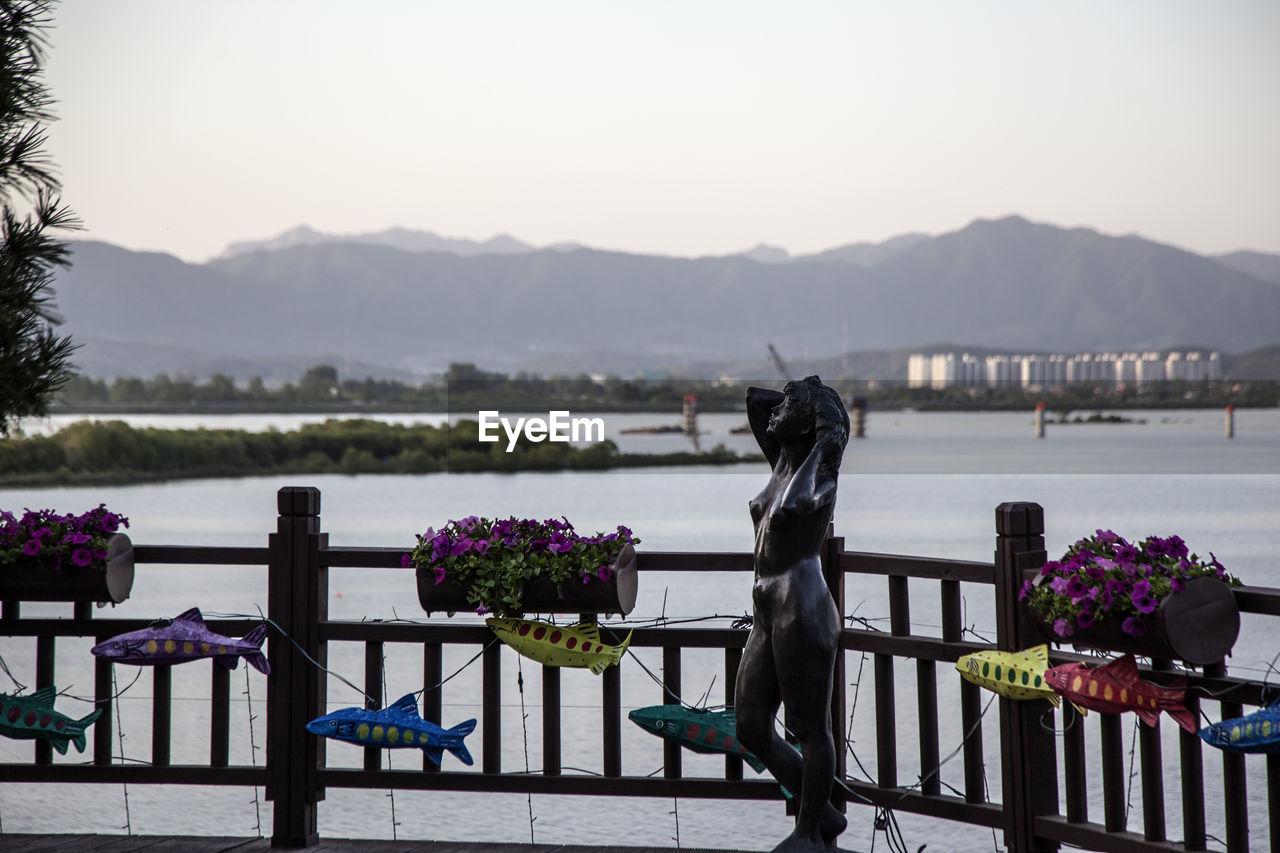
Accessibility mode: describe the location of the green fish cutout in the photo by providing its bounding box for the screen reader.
[0,686,102,754]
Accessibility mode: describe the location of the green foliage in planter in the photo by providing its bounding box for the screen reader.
[406,516,638,617]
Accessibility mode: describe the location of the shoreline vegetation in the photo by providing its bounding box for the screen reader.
[0,418,756,488]
[51,362,1279,415]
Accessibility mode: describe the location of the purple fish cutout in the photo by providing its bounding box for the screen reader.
[91,607,271,674]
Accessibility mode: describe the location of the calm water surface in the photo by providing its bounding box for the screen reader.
[2,408,1277,850]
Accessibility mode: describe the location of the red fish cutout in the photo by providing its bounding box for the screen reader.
[1044,654,1197,733]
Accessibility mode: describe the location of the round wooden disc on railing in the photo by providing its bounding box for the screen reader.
[417,543,638,617]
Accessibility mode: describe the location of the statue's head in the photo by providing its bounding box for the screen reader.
[776,376,848,476]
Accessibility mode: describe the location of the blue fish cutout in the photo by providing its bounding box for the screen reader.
[306,693,476,766]
[1199,697,1280,754]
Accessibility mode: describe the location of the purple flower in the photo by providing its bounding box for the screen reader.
[1166,535,1188,559]
[401,553,414,568]
[1170,575,1185,593]
[33,526,53,540]
[473,539,490,556]
[1050,577,1070,595]
[581,572,591,584]
[1131,579,1158,614]
[22,539,42,556]
[1114,543,1139,563]
[1065,576,1089,603]
[1053,618,1074,638]
[70,548,93,567]
[450,538,472,557]
[597,565,611,582]
[1144,538,1170,558]
[1039,560,1061,578]
[474,604,488,615]
[1122,616,1146,638]
[1018,580,1034,601]
[433,566,446,585]
[1094,529,1119,543]
[1076,610,1095,629]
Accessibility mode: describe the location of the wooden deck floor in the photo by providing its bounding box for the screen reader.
[0,836,852,853]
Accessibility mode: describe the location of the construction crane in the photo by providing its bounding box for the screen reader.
[767,343,792,381]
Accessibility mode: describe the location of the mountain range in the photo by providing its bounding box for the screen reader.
[47,216,1280,381]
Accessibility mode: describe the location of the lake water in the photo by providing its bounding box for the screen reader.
[2,408,1278,851]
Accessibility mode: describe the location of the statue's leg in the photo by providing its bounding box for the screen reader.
[735,625,805,795]
[773,604,845,849]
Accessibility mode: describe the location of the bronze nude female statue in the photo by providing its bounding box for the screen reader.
[736,376,849,852]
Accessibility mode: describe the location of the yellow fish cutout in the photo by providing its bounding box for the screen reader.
[486,617,632,675]
[955,645,1059,706]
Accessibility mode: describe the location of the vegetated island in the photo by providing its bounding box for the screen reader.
[0,418,757,488]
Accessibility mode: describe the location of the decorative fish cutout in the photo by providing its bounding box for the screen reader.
[628,704,766,772]
[1199,697,1280,754]
[0,686,101,754]
[91,607,270,674]
[1044,654,1197,733]
[955,645,1059,705]
[486,617,631,675]
[306,693,476,766]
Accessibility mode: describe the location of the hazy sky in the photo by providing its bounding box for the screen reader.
[43,1,1280,263]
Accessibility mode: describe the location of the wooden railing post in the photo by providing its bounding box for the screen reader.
[995,502,1059,853]
[267,486,326,848]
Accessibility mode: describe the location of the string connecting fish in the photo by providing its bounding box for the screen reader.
[486,617,631,674]
[91,607,270,674]
[306,693,476,766]
[1044,654,1197,733]
[0,686,101,754]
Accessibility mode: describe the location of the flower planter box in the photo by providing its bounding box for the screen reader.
[417,542,638,616]
[0,533,135,604]
[1030,576,1238,666]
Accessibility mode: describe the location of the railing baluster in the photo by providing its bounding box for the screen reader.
[941,579,986,803]
[35,634,54,765]
[1138,710,1166,841]
[363,641,383,772]
[1099,713,1126,832]
[152,665,171,767]
[422,642,442,773]
[874,652,896,788]
[603,660,621,777]
[1063,706,1087,823]
[94,641,113,765]
[663,646,681,779]
[1208,660,1249,853]
[917,658,940,796]
[1179,688,1206,850]
[543,664,561,776]
[877,574,909,790]
[210,662,230,767]
[725,647,743,781]
[482,641,501,774]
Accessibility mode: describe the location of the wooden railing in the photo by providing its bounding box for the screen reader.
[1,487,1277,851]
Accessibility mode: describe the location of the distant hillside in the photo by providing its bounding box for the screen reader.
[1214,250,1280,286]
[49,217,1280,380]
[221,225,539,259]
[798,233,930,266]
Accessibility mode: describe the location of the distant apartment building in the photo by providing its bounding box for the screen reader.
[906,350,1219,389]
